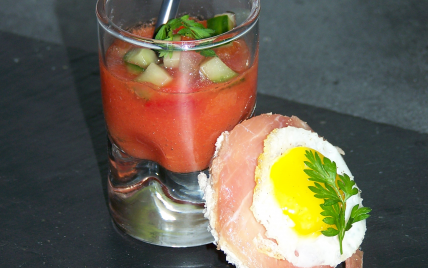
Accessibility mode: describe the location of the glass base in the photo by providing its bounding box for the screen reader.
[107,138,214,247]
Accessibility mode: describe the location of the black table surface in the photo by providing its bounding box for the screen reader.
[1,31,427,267]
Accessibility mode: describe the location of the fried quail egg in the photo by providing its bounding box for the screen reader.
[250,127,367,267]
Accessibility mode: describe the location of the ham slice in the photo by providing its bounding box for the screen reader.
[199,114,364,268]
[345,250,363,268]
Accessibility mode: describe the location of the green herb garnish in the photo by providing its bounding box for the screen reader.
[303,150,371,255]
[154,15,216,58]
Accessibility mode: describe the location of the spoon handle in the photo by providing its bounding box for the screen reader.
[155,0,181,30]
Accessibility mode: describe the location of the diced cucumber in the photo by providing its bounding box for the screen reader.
[125,63,145,74]
[123,48,158,68]
[162,35,181,68]
[207,12,236,35]
[135,63,173,86]
[163,51,181,68]
[133,86,152,100]
[172,34,182,41]
[200,57,237,83]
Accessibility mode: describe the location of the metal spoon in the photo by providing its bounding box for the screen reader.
[155,0,181,30]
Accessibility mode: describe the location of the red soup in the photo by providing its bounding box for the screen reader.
[100,25,258,173]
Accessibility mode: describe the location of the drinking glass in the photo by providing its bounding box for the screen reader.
[96,0,260,247]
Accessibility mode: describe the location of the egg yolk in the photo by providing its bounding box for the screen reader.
[270,146,330,237]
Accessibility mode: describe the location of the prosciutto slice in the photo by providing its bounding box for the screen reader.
[345,250,363,268]
[199,114,363,268]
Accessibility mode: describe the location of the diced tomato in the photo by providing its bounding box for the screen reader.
[214,39,251,73]
[132,26,155,38]
[173,26,185,35]
[173,19,208,39]
[179,51,205,75]
[199,20,208,28]
[180,35,195,41]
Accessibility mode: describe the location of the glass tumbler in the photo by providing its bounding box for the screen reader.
[96,0,260,247]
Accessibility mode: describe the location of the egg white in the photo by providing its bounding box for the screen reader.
[251,127,366,267]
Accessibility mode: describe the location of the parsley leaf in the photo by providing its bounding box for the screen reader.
[158,50,172,58]
[154,15,216,57]
[199,49,216,57]
[304,150,371,255]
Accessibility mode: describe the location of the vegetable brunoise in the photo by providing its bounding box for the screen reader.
[121,13,242,87]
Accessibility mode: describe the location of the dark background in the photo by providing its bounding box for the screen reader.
[1,0,427,133]
[1,0,427,267]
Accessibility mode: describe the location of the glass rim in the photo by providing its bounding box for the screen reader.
[95,0,260,51]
